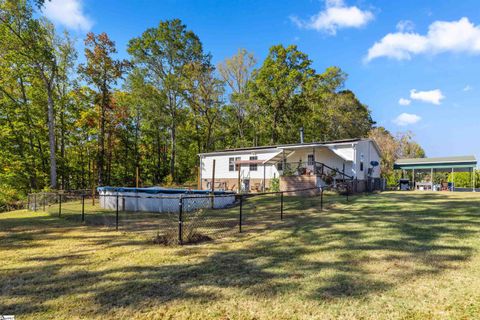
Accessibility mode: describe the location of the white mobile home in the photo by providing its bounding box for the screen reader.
[198,138,382,193]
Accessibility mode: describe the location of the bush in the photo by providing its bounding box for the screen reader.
[270,177,280,192]
[163,174,174,187]
[0,185,25,212]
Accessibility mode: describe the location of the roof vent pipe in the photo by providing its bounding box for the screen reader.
[299,127,304,144]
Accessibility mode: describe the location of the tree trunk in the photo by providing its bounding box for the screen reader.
[98,95,106,186]
[156,131,162,184]
[170,124,176,181]
[46,87,57,189]
[60,101,66,189]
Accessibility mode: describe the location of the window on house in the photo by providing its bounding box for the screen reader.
[307,154,314,165]
[229,157,241,171]
[360,161,364,171]
[277,161,283,171]
[250,156,258,171]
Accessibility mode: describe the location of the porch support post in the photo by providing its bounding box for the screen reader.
[237,164,241,193]
[263,164,266,192]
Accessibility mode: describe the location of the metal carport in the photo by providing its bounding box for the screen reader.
[393,155,477,191]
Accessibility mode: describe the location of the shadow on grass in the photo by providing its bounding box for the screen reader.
[1,192,480,316]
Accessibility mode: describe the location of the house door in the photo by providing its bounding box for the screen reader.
[243,179,250,193]
[307,154,315,173]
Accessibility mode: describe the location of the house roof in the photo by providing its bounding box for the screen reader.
[394,155,477,170]
[198,138,365,156]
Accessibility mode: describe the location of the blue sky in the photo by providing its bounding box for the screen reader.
[42,0,480,161]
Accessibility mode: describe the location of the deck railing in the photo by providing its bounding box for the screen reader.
[280,161,353,181]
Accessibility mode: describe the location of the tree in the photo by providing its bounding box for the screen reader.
[398,132,425,158]
[304,67,374,142]
[0,0,70,189]
[78,32,128,186]
[368,127,399,177]
[123,68,169,184]
[54,31,77,189]
[183,62,224,153]
[0,7,426,206]
[248,45,314,145]
[217,49,256,146]
[369,127,425,186]
[127,19,210,181]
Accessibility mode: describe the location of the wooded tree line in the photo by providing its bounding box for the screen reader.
[368,127,426,186]
[0,0,420,206]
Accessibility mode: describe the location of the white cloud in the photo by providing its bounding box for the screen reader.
[365,17,480,62]
[398,98,411,106]
[291,0,374,35]
[396,20,415,32]
[463,85,472,91]
[393,113,421,126]
[410,89,445,105]
[43,0,93,32]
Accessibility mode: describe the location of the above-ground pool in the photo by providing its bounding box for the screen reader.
[97,187,236,213]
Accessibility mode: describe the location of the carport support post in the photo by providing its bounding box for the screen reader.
[412,169,415,190]
[451,168,455,191]
[431,167,434,190]
[473,167,476,192]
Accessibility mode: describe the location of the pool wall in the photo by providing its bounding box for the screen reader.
[98,187,236,213]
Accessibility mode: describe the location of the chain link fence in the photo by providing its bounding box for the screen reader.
[26,186,353,245]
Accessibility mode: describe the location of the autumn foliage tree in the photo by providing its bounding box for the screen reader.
[0,4,415,209]
[78,32,129,185]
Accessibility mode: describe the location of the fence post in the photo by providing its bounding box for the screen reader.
[178,196,183,245]
[58,194,62,217]
[239,195,243,233]
[34,194,37,212]
[43,192,46,211]
[346,184,349,202]
[115,194,119,231]
[320,188,323,211]
[280,192,284,220]
[81,194,85,222]
[27,195,30,211]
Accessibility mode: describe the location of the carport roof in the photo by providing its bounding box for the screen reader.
[394,155,477,170]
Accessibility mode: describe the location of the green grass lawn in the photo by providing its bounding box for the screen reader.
[2,191,480,319]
